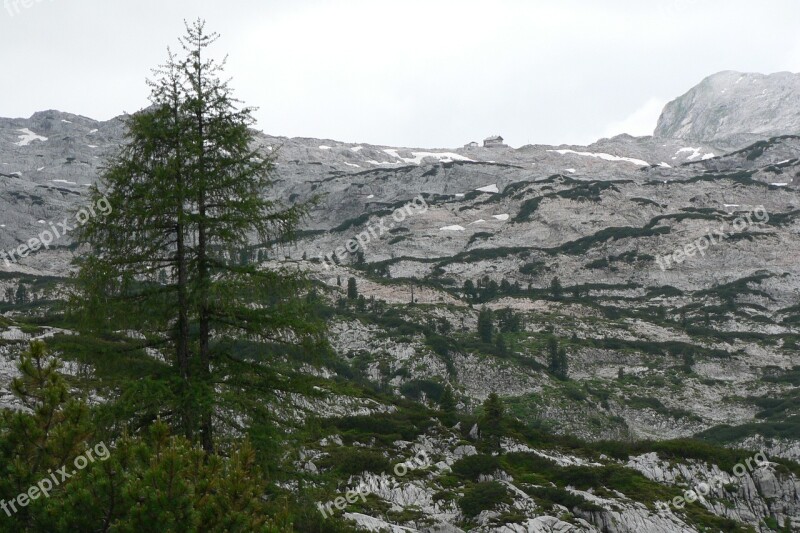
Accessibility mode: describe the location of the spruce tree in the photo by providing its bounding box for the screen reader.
[547,336,568,379]
[557,346,569,380]
[439,385,457,425]
[15,284,28,305]
[479,393,505,451]
[477,307,493,343]
[75,20,319,453]
[347,277,358,300]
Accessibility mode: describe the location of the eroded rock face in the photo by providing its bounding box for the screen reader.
[655,71,800,146]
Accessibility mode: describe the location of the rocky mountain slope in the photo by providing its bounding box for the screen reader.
[2,72,800,532]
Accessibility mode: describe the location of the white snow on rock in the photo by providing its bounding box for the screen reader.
[675,147,714,161]
[351,146,364,152]
[547,149,650,167]
[14,129,48,147]
[367,195,374,199]
[61,119,72,124]
[659,162,672,168]
[455,193,465,197]
[469,220,485,225]
[319,145,332,150]
[52,179,77,185]
[565,169,576,173]
[88,129,98,134]
[87,144,98,148]
[771,183,788,187]
[36,166,45,171]
[476,184,499,193]
[383,149,474,165]
[492,214,510,221]
[344,162,361,168]
[440,225,465,231]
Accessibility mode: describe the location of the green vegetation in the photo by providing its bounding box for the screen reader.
[458,481,511,517]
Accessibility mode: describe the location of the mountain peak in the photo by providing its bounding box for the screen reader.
[654,70,800,145]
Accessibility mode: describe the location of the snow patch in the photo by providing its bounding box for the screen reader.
[14,128,48,147]
[383,149,473,165]
[440,225,465,231]
[36,166,45,171]
[319,145,331,150]
[87,144,98,149]
[676,147,714,161]
[659,162,672,168]
[492,214,510,221]
[52,179,77,185]
[88,129,98,134]
[476,184,499,193]
[564,169,576,173]
[350,146,364,153]
[771,183,788,187]
[547,149,649,167]
[344,162,360,168]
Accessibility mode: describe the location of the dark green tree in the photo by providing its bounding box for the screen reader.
[495,334,507,356]
[499,278,512,294]
[557,346,569,380]
[496,307,521,333]
[550,276,562,300]
[4,286,14,303]
[479,393,505,450]
[0,342,282,531]
[439,384,457,425]
[477,307,493,343]
[74,20,318,453]
[547,336,559,373]
[15,284,28,305]
[546,336,568,379]
[463,279,476,301]
[347,277,358,300]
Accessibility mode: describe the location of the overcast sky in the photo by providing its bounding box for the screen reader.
[3,0,800,148]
